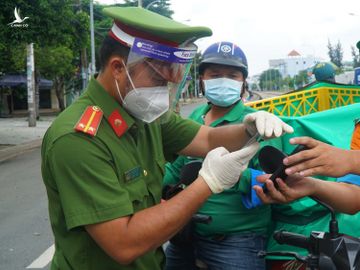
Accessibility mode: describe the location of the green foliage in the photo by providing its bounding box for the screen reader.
[0,44,27,73]
[327,40,343,69]
[0,0,86,73]
[259,69,282,90]
[351,46,360,68]
[294,70,310,87]
[36,46,75,79]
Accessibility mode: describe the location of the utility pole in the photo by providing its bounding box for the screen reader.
[138,0,142,7]
[90,0,96,75]
[194,57,197,97]
[79,0,88,90]
[27,43,36,127]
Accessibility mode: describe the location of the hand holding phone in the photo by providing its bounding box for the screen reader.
[258,144,308,193]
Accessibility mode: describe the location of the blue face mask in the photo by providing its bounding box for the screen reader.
[204,78,243,107]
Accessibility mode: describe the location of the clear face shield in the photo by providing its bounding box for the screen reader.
[122,37,197,123]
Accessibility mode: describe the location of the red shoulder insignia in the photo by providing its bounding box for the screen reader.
[74,106,103,136]
[108,109,128,137]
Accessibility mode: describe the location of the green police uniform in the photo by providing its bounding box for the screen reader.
[163,101,282,236]
[41,78,201,270]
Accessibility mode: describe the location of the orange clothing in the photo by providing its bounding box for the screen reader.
[351,119,360,150]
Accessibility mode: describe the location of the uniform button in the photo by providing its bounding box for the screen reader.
[143,170,148,176]
[114,119,122,126]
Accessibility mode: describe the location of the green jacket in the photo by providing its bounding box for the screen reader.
[163,101,282,236]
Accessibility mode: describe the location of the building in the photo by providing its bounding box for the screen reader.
[0,74,58,117]
[269,50,323,78]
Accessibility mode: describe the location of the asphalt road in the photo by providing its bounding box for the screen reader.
[0,101,207,270]
[0,148,53,270]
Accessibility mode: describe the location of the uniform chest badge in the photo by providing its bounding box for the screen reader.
[74,106,103,136]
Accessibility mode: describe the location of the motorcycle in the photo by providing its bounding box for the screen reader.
[162,160,212,247]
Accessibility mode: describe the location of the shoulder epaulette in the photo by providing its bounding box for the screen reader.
[74,106,103,136]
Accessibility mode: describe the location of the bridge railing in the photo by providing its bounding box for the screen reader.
[246,83,360,116]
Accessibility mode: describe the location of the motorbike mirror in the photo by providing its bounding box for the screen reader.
[258,146,287,174]
[179,160,203,185]
[163,160,203,200]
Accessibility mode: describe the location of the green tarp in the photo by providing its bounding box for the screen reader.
[267,102,360,258]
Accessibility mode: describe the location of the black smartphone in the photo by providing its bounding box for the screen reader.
[259,144,308,193]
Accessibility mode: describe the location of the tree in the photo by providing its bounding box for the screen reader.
[0,0,89,111]
[294,70,310,88]
[259,69,282,90]
[36,46,75,111]
[351,46,360,68]
[327,40,343,69]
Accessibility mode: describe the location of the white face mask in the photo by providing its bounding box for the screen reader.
[115,63,170,123]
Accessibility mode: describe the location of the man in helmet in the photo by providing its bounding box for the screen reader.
[312,62,337,83]
[41,8,294,270]
[163,41,284,270]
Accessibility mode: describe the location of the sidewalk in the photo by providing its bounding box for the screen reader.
[0,116,55,163]
[0,98,207,163]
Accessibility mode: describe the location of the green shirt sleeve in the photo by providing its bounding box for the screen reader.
[47,133,134,230]
[161,112,201,161]
[162,155,189,186]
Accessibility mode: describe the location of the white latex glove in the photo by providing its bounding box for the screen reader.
[199,142,260,193]
[244,111,294,138]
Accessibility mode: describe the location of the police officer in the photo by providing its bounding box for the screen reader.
[164,41,282,270]
[41,7,293,270]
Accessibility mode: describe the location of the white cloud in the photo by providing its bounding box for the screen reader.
[98,0,360,75]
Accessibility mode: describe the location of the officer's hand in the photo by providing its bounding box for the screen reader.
[199,142,259,193]
[244,111,294,138]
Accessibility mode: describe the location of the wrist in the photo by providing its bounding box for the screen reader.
[198,170,223,194]
[348,150,360,175]
[310,177,326,197]
[193,174,213,196]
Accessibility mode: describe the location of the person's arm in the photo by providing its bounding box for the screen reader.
[180,111,293,157]
[86,176,211,265]
[86,142,259,264]
[253,174,360,214]
[283,137,360,177]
